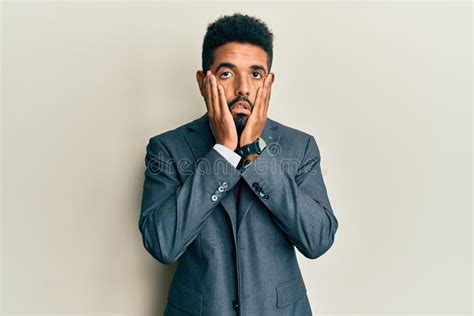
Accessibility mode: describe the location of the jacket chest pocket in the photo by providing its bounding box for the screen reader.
[276,277,307,308]
[167,283,203,316]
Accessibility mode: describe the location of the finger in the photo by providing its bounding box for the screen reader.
[203,72,209,109]
[253,85,264,117]
[262,73,273,114]
[218,83,229,116]
[253,75,269,117]
[210,73,221,117]
[259,73,272,116]
[204,71,214,116]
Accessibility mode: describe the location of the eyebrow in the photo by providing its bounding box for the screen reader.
[214,62,267,75]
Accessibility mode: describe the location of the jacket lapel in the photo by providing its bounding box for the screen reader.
[183,113,215,161]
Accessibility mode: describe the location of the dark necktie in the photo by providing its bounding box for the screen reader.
[233,179,242,210]
[233,160,244,210]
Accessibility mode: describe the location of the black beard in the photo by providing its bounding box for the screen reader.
[234,114,247,138]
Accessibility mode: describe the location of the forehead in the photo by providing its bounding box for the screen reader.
[212,42,268,71]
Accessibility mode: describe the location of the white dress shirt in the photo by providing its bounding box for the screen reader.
[213,143,242,168]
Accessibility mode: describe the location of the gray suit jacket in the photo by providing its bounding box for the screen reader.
[139,113,339,315]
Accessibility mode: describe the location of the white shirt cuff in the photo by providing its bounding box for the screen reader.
[213,144,241,168]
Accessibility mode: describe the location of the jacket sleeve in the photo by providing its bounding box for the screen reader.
[138,137,241,264]
[241,135,339,259]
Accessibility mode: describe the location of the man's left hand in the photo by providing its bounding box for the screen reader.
[239,73,275,148]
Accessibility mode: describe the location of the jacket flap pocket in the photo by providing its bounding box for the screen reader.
[276,277,307,308]
[168,283,203,315]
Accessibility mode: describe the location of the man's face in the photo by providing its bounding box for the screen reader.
[197,42,274,134]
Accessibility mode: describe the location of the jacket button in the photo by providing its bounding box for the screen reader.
[232,300,239,311]
[252,182,259,188]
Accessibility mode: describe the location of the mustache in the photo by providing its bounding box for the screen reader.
[228,96,253,109]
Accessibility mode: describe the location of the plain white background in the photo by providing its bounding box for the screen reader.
[1,1,472,315]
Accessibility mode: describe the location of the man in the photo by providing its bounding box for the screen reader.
[139,13,339,316]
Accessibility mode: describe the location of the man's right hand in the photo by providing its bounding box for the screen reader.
[203,70,238,151]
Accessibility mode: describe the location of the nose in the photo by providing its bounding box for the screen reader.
[235,76,250,98]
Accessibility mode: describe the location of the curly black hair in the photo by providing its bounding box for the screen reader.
[202,13,274,74]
